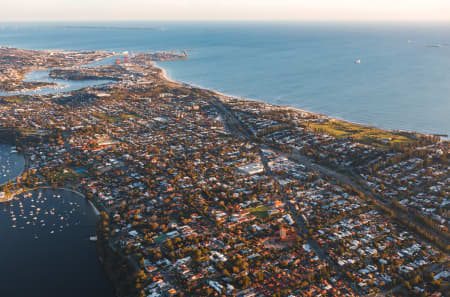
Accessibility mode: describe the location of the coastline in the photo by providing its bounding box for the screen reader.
[0,185,115,297]
[155,63,316,115]
[13,187,101,217]
[154,63,448,140]
[0,142,26,188]
[0,52,117,96]
[0,48,447,296]
[88,200,101,216]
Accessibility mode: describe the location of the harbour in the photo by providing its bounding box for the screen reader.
[0,143,25,186]
[0,143,113,297]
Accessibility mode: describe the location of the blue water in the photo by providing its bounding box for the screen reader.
[0,144,25,185]
[0,68,113,96]
[0,188,114,297]
[0,144,113,297]
[0,22,449,135]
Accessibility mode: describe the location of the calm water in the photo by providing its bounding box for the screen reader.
[0,58,114,96]
[0,21,448,296]
[0,187,114,297]
[0,144,25,185]
[0,143,113,297]
[0,22,449,135]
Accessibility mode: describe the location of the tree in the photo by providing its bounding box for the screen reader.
[403,280,412,291]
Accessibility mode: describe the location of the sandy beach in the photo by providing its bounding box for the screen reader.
[154,63,445,139]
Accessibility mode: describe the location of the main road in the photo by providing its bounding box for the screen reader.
[208,94,450,295]
[208,95,364,294]
[209,94,449,248]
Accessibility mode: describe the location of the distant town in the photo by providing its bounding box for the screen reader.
[0,47,448,297]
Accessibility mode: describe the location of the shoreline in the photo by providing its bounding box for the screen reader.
[1,186,85,203]
[0,143,26,188]
[0,52,117,96]
[155,63,448,139]
[88,200,101,216]
[2,47,447,137]
[155,64,315,116]
[0,185,115,296]
[1,49,447,296]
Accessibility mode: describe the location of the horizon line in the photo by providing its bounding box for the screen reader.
[2,19,450,24]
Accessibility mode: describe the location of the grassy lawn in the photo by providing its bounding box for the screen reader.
[250,206,270,218]
[92,112,121,123]
[93,112,139,123]
[309,120,415,147]
[118,112,140,120]
[2,96,28,103]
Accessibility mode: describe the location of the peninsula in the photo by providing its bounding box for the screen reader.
[0,47,448,297]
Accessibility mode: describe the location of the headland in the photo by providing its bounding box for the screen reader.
[0,47,448,297]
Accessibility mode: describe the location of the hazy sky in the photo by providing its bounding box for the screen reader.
[2,0,450,22]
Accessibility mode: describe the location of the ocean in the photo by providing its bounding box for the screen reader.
[1,21,449,135]
[0,21,448,296]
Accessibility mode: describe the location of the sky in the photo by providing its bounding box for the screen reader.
[2,0,450,22]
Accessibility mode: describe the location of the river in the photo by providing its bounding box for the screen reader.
[0,144,114,297]
[0,57,115,97]
[0,143,25,185]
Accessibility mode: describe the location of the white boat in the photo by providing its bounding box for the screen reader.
[354,59,361,64]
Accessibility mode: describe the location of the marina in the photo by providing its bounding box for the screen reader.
[0,143,113,297]
[0,20,448,296]
[0,143,25,186]
[0,187,114,297]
